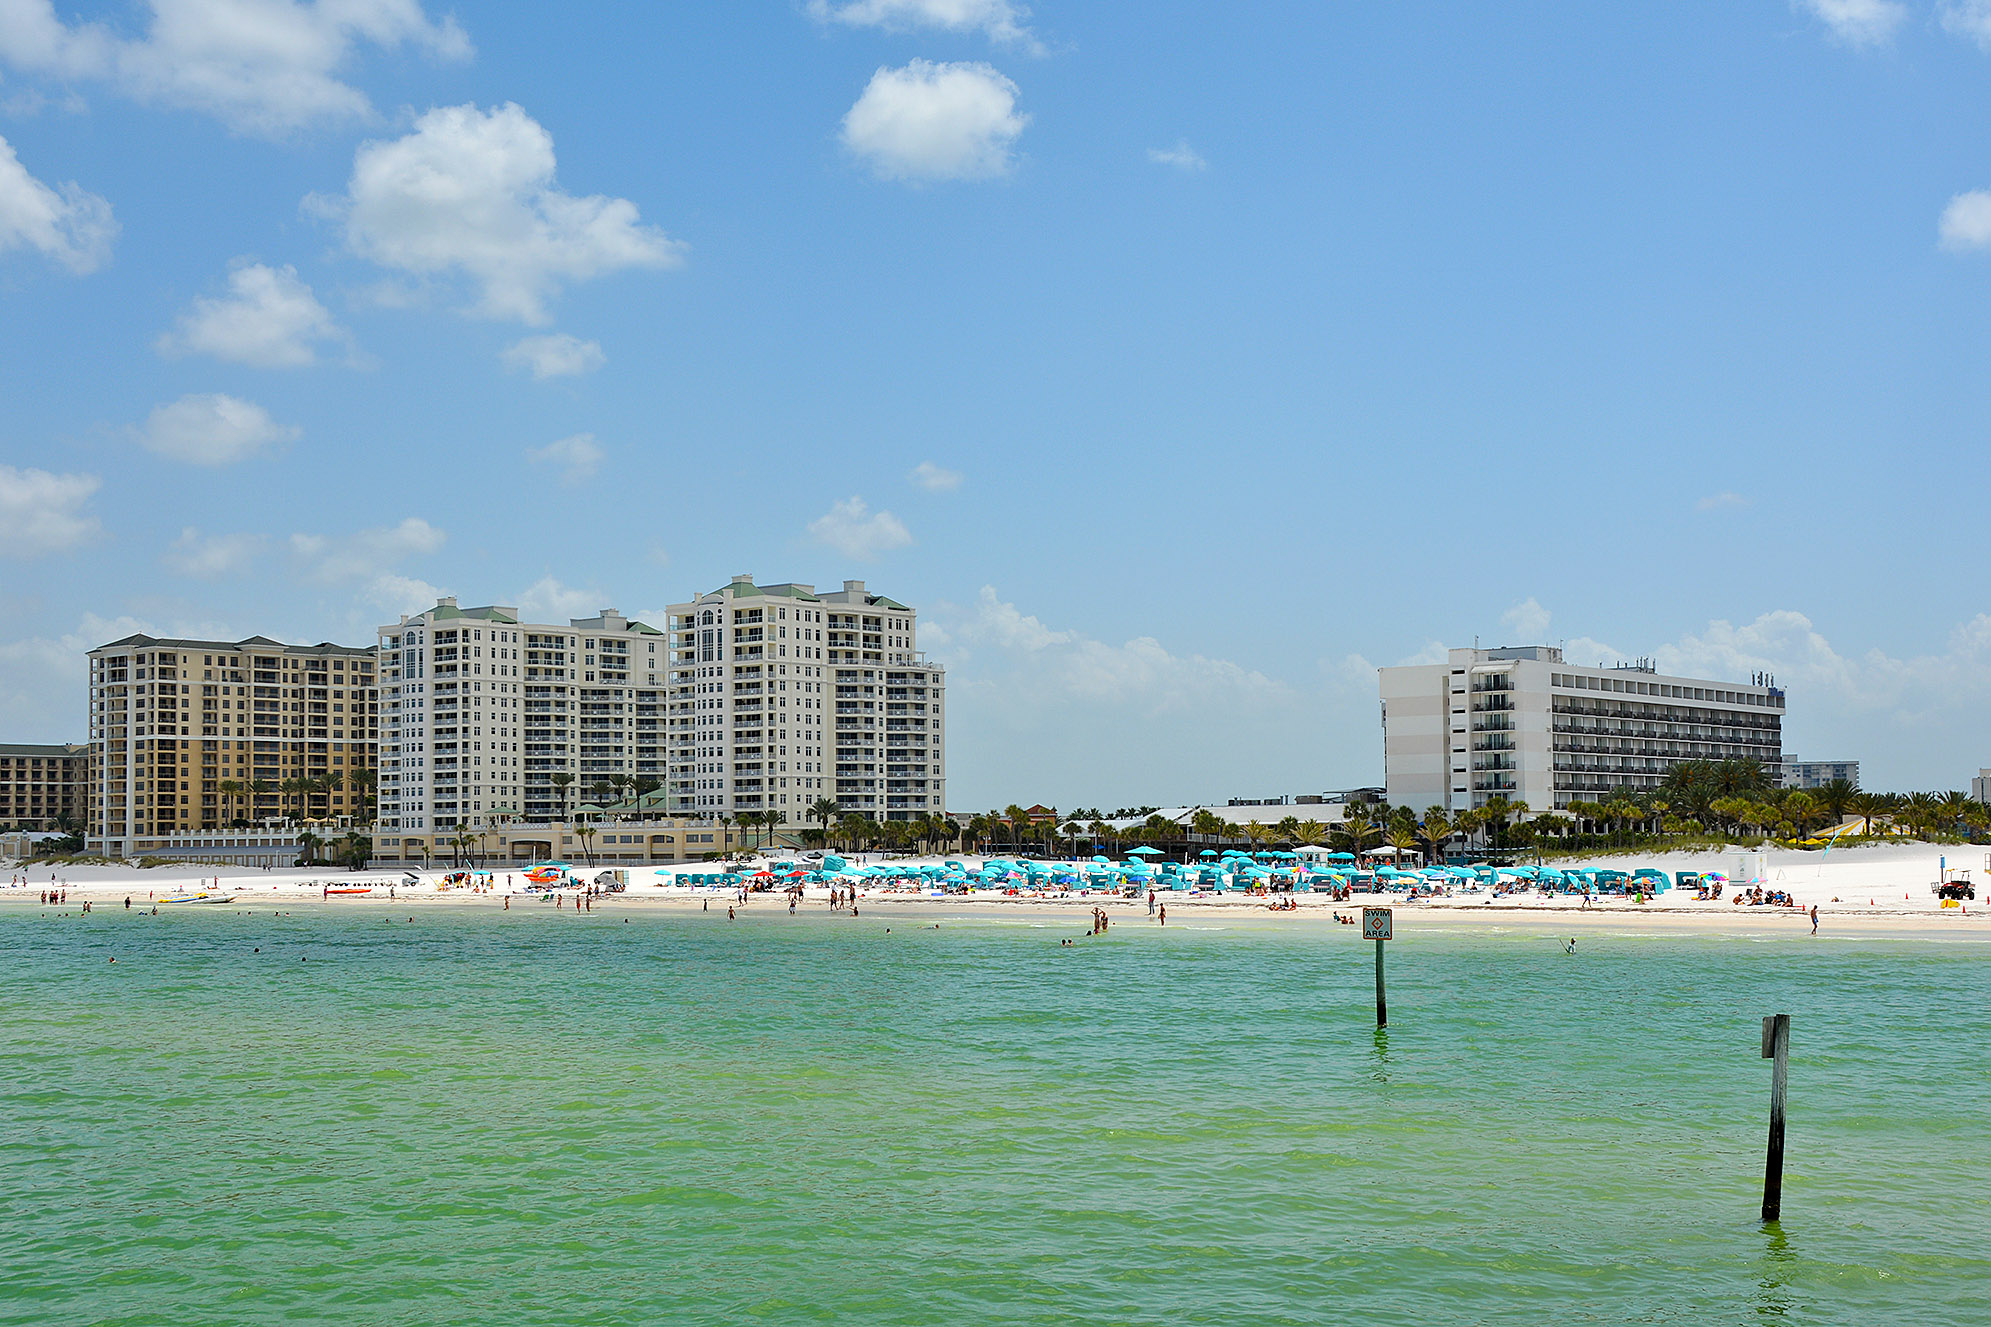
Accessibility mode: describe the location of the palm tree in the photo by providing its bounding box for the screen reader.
[810,798,840,841]
[1850,791,1887,837]
[321,770,348,823]
[249,777,273,823]
[297,828,323,866]
[1601,797,1641,847]
[218,778,244,828]
[281,776,310,827]
[575,823,598,866]
[338,831,373,871]
[764,807,787,852]
[448,827,476,868]
[551,771,575,821]
[1420,807,1451,865]
[348,767,377,828]
[1815,778,1856,828]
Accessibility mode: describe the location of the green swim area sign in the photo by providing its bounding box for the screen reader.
[1365,907,1393,1027]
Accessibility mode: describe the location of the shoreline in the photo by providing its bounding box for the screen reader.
[5,838,1983,941]
[5,878,1982,941]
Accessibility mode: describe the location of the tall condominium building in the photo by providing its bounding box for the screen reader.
[86,634,377,857]
[666,576,944,822]
[0,742,88,830]
[1781,759,1858,790]
[1380,645,1784,813]
[375,598,668,834]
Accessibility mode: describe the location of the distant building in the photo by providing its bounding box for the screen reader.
[1782,760,1858,790]
[86,634,377,858]
[376,598,668,835]
[1379,645,1786,813]
[1973,770,1991,806]
[0,742,88,831]
[666,576,944,823]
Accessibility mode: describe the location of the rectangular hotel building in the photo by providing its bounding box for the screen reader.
[86,634,377,857]
[1380,645,1784,813]
[666,576,944,823]
[0,742,88,831]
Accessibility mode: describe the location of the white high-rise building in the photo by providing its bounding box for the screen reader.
[666,576,944,823]
[1380,645,1784,813]
[376,599,668,833]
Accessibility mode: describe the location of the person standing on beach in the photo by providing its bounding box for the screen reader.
[1810,904,1819,935]
[1159,903,1166,926]
[1148,890,1155,917]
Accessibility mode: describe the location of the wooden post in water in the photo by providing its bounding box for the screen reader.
[1760,1013,1790,1222]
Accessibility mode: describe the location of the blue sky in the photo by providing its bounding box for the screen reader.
[4,0,1991,807]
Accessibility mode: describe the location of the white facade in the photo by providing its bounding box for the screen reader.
[1380,645,1785,813]
[1781,760,1858,789]
[666,576,944,823]
[376,599,668,833]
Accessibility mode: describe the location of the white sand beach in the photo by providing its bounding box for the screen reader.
[6,840,1986,939]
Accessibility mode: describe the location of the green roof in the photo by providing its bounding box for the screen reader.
[868,596,909,610]
[708,581,822,602]
[428,603,520,624]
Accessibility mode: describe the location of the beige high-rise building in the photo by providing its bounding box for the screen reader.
[374,598,669,837]
[0,742,88,831]
[86,634,377,857]
[666,576,944,823]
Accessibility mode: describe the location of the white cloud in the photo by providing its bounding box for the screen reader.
[1500,597,1552,641]
[841,60,1026,182]
[0,0,471,136]
[0,464,101,555]
[165,527,265,578]
[910,461,962,491]
[1939,0,1991,47]
[1795,0,1908,47]
[136,393,296,465]
[0,132,114,272]
[807,0,1036,46]
[319,102,684,323]
[290,517,444,584]
[1939,190,1991,250]
[1147,139,1206,171]
[502,332,604,379]
[526,433,603,484]
[1696,490,1750,511]
[156,260,345,367]
[516,574,603,623]
[365,572,446,615]
[930,588,1317,806]
[808,496,913,560]
[0,612,148,739]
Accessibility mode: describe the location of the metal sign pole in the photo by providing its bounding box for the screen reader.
[1363,907,1393,1028]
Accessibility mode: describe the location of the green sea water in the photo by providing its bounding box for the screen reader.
[3,905,1987,1326]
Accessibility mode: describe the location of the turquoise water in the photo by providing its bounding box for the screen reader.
[3,905,1987,1326]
